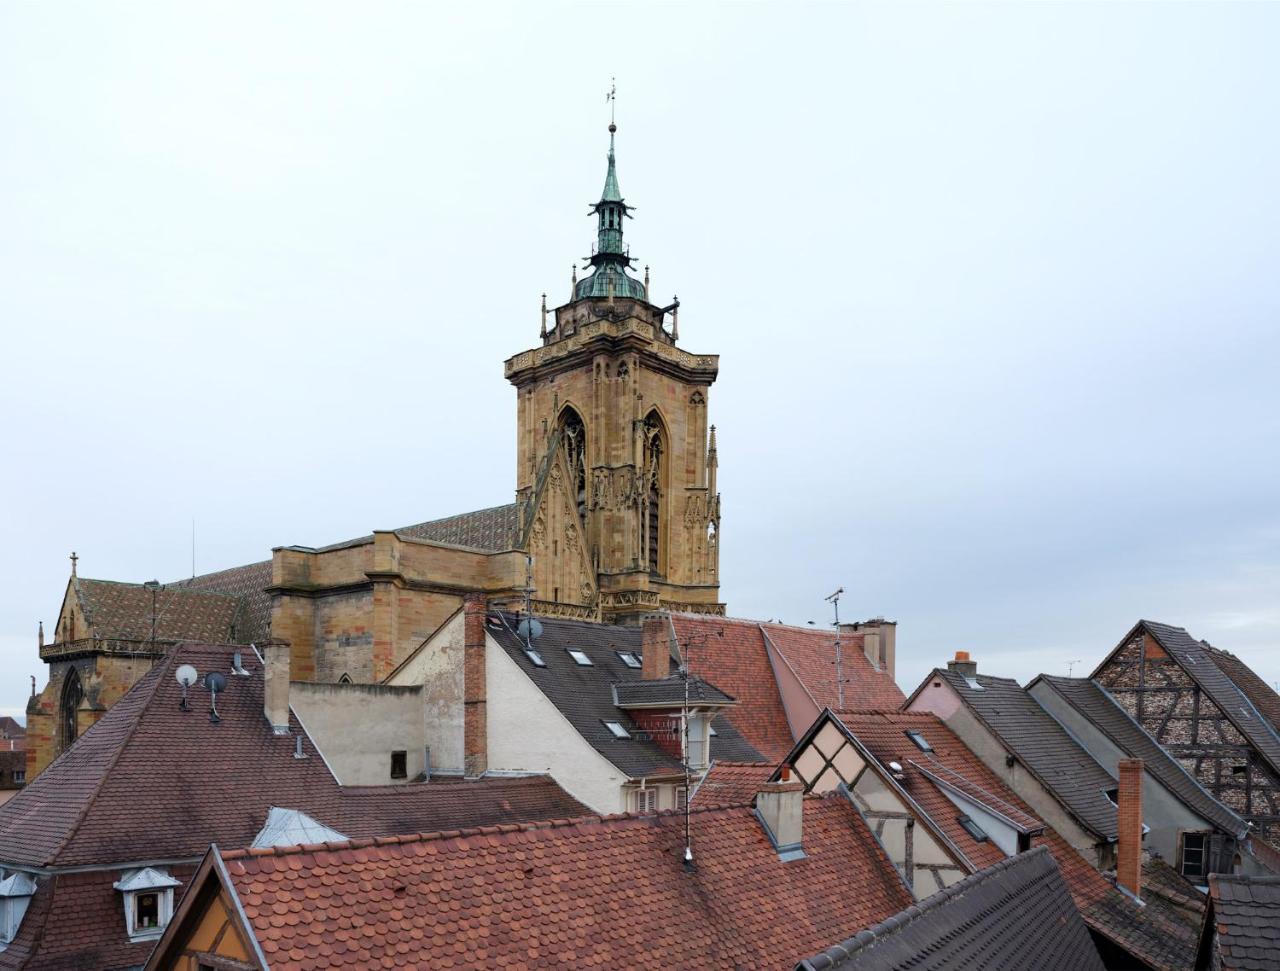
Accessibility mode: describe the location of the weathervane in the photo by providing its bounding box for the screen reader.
[606,77,616,128]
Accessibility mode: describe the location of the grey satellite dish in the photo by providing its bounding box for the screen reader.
[516,618,544,642]
[175,664,198,712]
[205,672,227,724]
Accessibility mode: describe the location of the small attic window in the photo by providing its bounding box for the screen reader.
[965,677,983,691]
[524,648,546,668]
[1104,788,1120,807]
[604,720,631,739]
[1232,765,1248,778]
[617,651,642,669]
[905,730,933,752]
[567,649,593,666]
[390,751,407,780]
[958,815,989,843]
[113,867,179,942]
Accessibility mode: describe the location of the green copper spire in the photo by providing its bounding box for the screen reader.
[574,116,647,302]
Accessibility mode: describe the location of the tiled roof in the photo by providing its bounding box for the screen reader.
[761,624,905,713]
[0,716,23,738]
[0,642,587,869]
[1033,674,1247,837]
[692,761,777,807]
[1203,874,1280,971]
[834,711,1200,971]
[75,577,242,644]
[209,795,914,970]
[1205,645,1280,732]
[171,559,273,643]
[0,750,25,789]
[936,669,1120,841]
[486,613,761,778]
[670,616,813,761]
[396,502,520,551]
[614,675,735,708]
[797,846,1105,971]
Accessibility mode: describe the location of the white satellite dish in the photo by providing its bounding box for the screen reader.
[516,618,544,642]
[888,761,903,774]
[175,665,198,687]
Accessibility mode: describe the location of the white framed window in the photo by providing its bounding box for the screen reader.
[566,648,593,666]
[0,872,36,947]
[113,867,180,941]
[686,715,709,771]
[633,788,657,813]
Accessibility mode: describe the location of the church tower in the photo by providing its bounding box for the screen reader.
[505,117,723,623]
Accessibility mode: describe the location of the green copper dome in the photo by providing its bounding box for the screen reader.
[575,124,647,302]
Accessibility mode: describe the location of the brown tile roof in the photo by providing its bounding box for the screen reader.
[208,795,914,970]
[75,577,242,644]
[1201,874,1280,971]
[0,716,23,738]
[692,761,777,808]
[396,502,520,551]
[833,710,1200,971]
[0,642,587,869]
[671,615,808,761]
[761,624,905,713]
[797,846,1105,971]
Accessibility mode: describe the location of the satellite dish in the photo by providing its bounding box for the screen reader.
[516,618,544,642]
[175,665,198,688]
[888,761,903,774]
[205,672,227,693]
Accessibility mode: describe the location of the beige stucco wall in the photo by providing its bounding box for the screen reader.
[289,681,428,786]
[485,635,628,813]
[384,610,465,773]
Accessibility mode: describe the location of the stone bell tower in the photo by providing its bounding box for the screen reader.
[505,117,724,623]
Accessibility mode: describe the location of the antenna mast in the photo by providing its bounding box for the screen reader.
[825,587,845,709]
[523,554,534,652]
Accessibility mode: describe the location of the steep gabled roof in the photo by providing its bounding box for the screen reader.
[486,613,761,779]
[797,847,1105,971]
[1205,645,1280,731]
[934,669,1120,842]
[75,577,242,644]
[1199,874,1280,971]
[164,796,914,970]
[691,761,777,808]
[1032,674,1248,838]
[761,623,905,713]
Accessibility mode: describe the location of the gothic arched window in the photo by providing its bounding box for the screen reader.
[559,407,588,525]
[61,667,84,750]
[643,411,666,575]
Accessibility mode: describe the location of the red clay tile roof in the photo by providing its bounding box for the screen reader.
[0,642,587,868]
[75,577,242,644]
[0,716,23,739]
[692,761,777,807]
[208,796,913,970]
[671,615,807,762]
[833,710,1200,971]
[761,624,904,713]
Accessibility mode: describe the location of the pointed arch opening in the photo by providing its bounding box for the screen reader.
[61,667,84,750]
[558,405,588,526]
[642,410,667,576]
[338,673,352,685]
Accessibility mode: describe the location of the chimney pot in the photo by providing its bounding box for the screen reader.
[756,779,805,859]
[260,638,292,734]
[1116,759,1144,899]
[947,651,978,679]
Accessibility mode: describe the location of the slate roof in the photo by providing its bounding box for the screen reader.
[691,761,777,807]
[935,669,1120,842]
[1033,674,1248,838]
[74,577,243,644]
[835,711,1200,971]
[613,675,735,708]
[796,846,1105,971]
[191,795,915,970]
[1205,645,1280,731]
[1201,874,1280,971]
[396,502,520,551]
[486,612,761,778]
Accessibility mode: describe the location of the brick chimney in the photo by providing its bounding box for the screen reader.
[756,769,805,860]
[641,613,673,682]
[947,650,977,679]
[260,638,292,735]
[463,594,488,778]
[1116,758,1144,899]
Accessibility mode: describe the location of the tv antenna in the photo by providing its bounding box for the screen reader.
[1067,659,1082,678]
[205,672,226,724]
[516,554,543,648]
[825,587,846,709]
[175,664,198,711]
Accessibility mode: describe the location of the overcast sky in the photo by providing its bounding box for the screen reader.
[2,2,1277,723]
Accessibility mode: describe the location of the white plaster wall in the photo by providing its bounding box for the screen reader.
[933,786,1020,857]
[385,610,464,773]
[290,682,428,786]
[486,636,628,813]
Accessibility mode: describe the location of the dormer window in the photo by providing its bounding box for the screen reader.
[113,867,180,942]
[0,872,36,948]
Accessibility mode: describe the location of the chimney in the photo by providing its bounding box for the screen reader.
[1116,758,1144,899]
[641,613,673,682]
[463,594,488,778]
[947,650,977,679]
[260,638,292,734]
[756,770,805,860]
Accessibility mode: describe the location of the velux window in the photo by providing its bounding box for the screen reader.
[958,815,989,843]
[617,651,642,669]
[524,648,546,667]
[604,720,630,739]
[567,649,593,666]
[905,730,933,752]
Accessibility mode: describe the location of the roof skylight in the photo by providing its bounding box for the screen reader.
[964,677,983,691]
[604,720,630,739]
[567,648,593,666]
[958,815,989,843]
[905,730,933,752]
[524,648,546,667]
[617,651,642,669]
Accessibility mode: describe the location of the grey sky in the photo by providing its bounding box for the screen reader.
[2,2,1277,723]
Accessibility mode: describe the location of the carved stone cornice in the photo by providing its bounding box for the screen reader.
[506,316,717,387]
